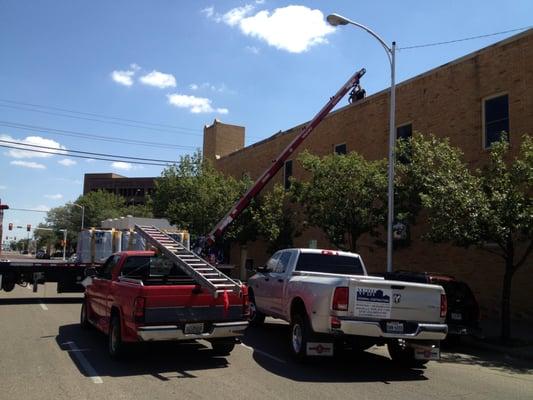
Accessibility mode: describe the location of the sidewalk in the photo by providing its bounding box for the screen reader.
[461,319,533,361]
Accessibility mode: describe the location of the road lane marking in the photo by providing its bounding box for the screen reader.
[240,343,286,364]
[39,302,48,310]
[62,341,103,384]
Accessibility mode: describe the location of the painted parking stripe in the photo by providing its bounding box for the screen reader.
[39,302,48,311]
[62,341,103,384]
[240,343,286,364]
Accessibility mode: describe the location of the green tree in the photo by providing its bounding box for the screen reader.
[252,183,302,254]
[153,151,258,243]
[293,150,388,252]
[398,133,532,342]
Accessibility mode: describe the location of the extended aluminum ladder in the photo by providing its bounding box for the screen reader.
[134,225,241,298]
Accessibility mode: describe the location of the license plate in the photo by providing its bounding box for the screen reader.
[306,342,334,356]
[386,321,404,333]
[451,312,462,320]
[184,323,204,334]
[415,346,440,360]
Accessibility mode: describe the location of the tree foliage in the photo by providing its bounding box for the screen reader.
[293,150,388,252]
[397,133,532,341]
[153,151,258,244]
[252,183,302,254]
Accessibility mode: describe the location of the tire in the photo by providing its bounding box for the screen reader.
[211,340,236,356]
[289,313,311,361]
[248,292,265,327]
[108,314,126,360]
[80,301,91,330]
[387,339,429,367]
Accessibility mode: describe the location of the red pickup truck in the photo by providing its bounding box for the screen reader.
[81,251,249,359]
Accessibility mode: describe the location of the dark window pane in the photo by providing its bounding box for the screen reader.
[484,95,509,148]
[335,143,347,155]
[396,124,412,140]
[295,253,364,275]
[284,160,293,190]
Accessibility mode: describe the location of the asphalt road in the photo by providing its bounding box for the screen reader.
[0,284,532,400]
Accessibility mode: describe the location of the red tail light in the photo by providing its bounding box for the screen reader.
[440,293,447,318]
[332,287,349,311]
[133,297,145,322]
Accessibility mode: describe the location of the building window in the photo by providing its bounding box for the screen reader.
[284,160,293,190]
[396,123,412,141]
[484,94,509,149]
[334,143,347,155]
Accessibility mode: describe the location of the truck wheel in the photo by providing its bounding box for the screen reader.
[387,339,428,367]
[211,340,236,356]
[80,301,91,330]
[108,315,126,360]
[248,293,265,327]
[289,313,310,361]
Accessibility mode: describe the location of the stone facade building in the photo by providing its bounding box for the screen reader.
[204,30,533,322]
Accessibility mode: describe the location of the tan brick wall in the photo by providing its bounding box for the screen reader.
[212,30,533,321]
[203,120,245,161]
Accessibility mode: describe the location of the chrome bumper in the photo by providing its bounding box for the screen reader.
[137,321,248,342]
[336,320,448,341]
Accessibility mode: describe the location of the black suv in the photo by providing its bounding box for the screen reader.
[384,270,481,340]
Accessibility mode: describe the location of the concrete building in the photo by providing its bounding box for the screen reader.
[83,173,156,205]
[205,30,533,321]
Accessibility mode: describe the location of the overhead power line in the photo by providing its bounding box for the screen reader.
[0,144,171,166]
[398,26,531,50]
[0,139,177,163]
[0,103,203,136]
[6,208,49,213]
[0,98,200,132]
[0,120,197,150]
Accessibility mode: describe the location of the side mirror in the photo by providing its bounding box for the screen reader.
[256,265,268,273]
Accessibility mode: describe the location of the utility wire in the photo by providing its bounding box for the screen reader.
[0,121,197,150]
[0,103,204,136]
[398,26,531,50]
[0,139,178,163]
[0,98,200,132]
[6,208,49,213]
[0,144,170,166]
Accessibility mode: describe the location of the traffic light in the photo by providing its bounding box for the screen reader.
[26,224,31,232]
[8,223,13,231]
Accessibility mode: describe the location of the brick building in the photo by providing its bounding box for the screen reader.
[83,173,156,205]
[204,30,533,321]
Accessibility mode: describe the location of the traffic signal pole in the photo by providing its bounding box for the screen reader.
[0,199,9,258]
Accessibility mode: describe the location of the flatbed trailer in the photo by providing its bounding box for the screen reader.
[0,261,102,293]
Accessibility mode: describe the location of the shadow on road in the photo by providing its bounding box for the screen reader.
[55,324,229,380]
[242,321,428,383]
[439,341,533,374]
[0,297,83,305]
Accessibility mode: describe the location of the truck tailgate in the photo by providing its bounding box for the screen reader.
[140,285,244,324]
[349,278,443,323]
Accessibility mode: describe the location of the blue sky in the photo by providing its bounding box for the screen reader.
[0,0,531,238]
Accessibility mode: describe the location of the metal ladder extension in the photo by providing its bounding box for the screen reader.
[134,225,241,298]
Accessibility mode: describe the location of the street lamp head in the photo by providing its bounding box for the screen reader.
[327,13,350,27]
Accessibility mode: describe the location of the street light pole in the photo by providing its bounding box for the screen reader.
[327,13,396,273]
[72,203,85,230]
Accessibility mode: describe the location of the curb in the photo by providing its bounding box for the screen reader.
[461,337,533,362]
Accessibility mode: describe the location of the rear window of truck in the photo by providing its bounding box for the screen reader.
[121,256,189,280]
[295,253,364,275]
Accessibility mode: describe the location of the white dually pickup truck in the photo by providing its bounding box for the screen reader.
[248,248,448,365]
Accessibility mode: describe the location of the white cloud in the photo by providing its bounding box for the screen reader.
[10,160,46,169]
[208,5,334,53]
[1,134,66,159]
[45,194,63,200]
[34,205,50,212]
[201,6,215,18]
[58,158,76,166]
[189,83,199,91]
[111,69,136,86]
[246,45,260,54]
[222,4,255,26]
[139,70,177,89]
[187,82,230,93]
[167,94,229,114]
[111,161,133,171]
